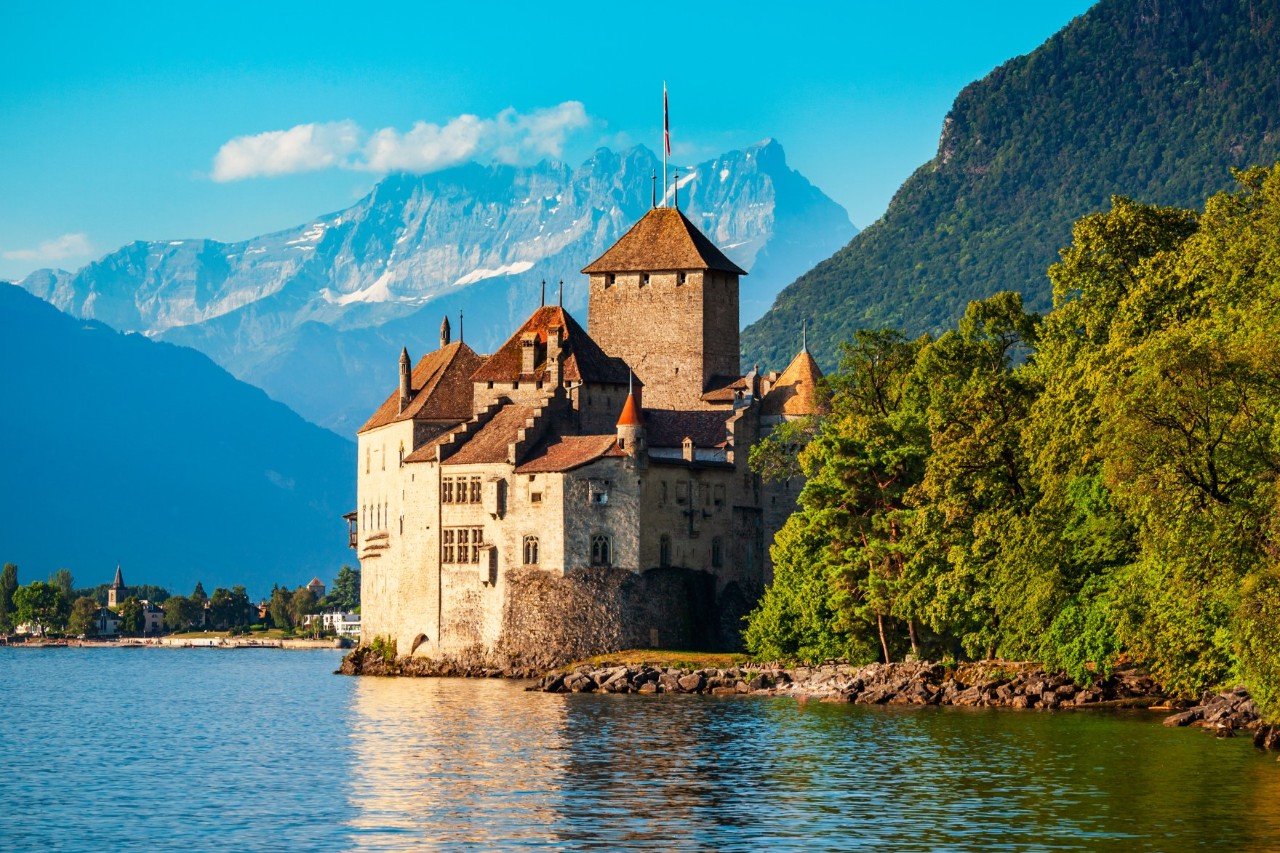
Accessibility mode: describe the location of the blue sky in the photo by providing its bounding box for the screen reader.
[0,1,1095,281]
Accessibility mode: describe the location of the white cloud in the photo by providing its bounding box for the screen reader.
[210,102,591,182]
[212,120,362,182]
[3,232,93,262]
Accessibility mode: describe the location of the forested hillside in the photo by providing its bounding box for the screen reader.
[746,166,1280,718]
[743,0,1280,370]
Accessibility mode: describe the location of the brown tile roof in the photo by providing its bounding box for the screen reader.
[644,409,731,448]
[514,434,624,474]
[762,349,825,416]
[701,374,748,403]
[441,404,534,466]
[359,342,484,434]
[471,305,630,385]
[581,207,748,275]
[402,423,467,464]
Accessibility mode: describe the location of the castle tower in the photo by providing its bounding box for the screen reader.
[398,347,412,413]
[582,207,747,411]
[440,315,451,348]
[615,385,646,466]
[108,564,125,608]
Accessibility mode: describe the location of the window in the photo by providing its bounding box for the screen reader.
[590,535,612,567]
[443,526,484,563]
[699,483,710,507]
[659,535,672,568]
[531,491,543,504]
[641,273,650,286]
[442,477,454,503]
[605,273,615,287]
[365,447,370,474]
[399,442,404,467]
[470,476,482,503]
[713,484,725,508]
[442,529,455,563]
[590,481,609,505]
[660,482,668,505]
[676,481,690,505]
[470,526,483,562]
[523,536,539,565]
[712,536,724,568]
[678,272,688,285]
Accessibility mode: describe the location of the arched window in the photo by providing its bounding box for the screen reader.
[590,535,612,567]
[523,536,539,566]
[711,536,724,569]
[659,535,672,568]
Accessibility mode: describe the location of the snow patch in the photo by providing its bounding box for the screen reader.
[169,241,185,246]
[327,271,397,305]
[719,169,730,183]
[452,261,535,287]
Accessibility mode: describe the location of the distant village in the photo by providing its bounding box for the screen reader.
[0,562,360,643]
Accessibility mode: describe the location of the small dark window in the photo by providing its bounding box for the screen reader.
[642,273,650,286]
[659,535,672,568]
[605,274,615,287]
[591,535,612,567]
[712,536,723,568]
[678,272,688,285]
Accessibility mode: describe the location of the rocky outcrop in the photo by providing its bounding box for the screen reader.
[530,660,1164,709]
[1161,686,1280,750]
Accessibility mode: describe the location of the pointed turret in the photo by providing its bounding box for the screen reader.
[398,347,412,413]
[615,381,646,467]
[761,346,825,418]
[440,315,452,348]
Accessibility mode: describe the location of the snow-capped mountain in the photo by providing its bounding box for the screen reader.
[20,140,853,433]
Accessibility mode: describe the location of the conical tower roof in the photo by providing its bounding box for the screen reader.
[762,348,825,416]
[616,390,644,427]
[582,207,747,275]
[111,564,124,589]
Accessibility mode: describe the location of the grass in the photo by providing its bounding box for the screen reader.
[563,649,754,672]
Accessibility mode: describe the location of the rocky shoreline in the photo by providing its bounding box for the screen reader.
[340,647,1280,754]
[531,659,1280,753]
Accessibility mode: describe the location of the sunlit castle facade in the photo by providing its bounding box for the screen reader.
[351,206,820,664]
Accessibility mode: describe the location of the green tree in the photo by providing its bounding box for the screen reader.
[49,569,74,609]
[268,585,292,630]
[190,582,208,605]
[13,581,69,635]
[0,563,18,632]
[326,566,361,612]
[163,595,201,632]
[117,597,144,635]
[290,587,318,629]
[68,596,101,637]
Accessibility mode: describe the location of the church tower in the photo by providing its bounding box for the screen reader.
[582,207,746,410]
[108,564,125,608]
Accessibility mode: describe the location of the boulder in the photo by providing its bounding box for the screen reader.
[1163,709,1203,727]
[677,673,705,693]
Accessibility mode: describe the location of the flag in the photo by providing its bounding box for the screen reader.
[664,84,671,157]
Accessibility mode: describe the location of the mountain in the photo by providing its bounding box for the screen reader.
[20,140,853,433]
[0,284,354,597]
[742,0,1280,370]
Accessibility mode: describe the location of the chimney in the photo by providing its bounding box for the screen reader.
[398,347,412,413]
[546,324,563,387]
[440,315,451,348]
[682,436,694,462]
[520,332,538,376]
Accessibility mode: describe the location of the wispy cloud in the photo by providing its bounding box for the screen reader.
[3,232,93,262]
[211,102,591,182]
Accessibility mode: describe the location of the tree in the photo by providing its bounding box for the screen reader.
[49,569,74,609]
[190,582,207,605]
[290,587,318,629]
[0,563,17,632]
[13,581,69,635]
[326,566,361,612]
[268,586,292,630]
[118,597,144,635]
[163,595,201,632]
[68,596,101,637]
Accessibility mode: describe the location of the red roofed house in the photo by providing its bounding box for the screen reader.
[353,205,819,666]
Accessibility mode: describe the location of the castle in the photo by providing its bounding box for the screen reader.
[352,206,821,665]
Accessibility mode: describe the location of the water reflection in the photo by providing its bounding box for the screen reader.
[344,682,1280,852]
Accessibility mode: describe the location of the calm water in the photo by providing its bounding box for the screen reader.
[2,648,1279,852]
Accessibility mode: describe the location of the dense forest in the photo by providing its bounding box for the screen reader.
[743,0,1280,372]
[746,165,1280,719]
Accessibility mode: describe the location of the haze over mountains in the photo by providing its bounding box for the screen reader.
[20,140,853,434]
[743,0,1280,370]
[0,284,354,596]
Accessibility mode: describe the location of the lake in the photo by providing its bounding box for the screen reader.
[1,647,1277,851]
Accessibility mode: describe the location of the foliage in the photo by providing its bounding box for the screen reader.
[369,635,397,665]
[746,165,1280,717]
[163,595,202,632]
[743,0,1280,372]
[0,563,17,632]
[207,586,253,630]
[75,583,170,606]
[68,596,101,637]
[321,566,360,612]
[13,581,69,635]
[117,597,144,635]
[268,586,292,630]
